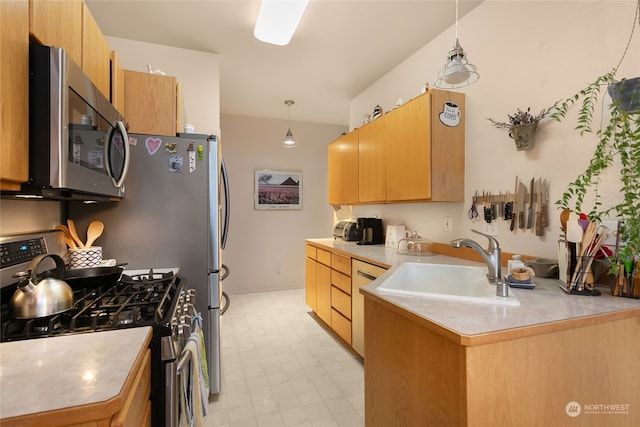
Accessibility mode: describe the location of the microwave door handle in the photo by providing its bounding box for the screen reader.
[104,120,130,188]
[114,120,130,188]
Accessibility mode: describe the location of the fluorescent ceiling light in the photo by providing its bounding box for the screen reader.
[254,0,310,46]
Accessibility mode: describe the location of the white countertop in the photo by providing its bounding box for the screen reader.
[0,327,151,420]
[307,238,640,339]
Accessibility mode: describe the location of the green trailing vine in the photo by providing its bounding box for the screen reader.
[549,71,640,269]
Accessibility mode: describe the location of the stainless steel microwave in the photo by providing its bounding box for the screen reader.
[19,44,130,201]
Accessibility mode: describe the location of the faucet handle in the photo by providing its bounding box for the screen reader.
[471,229,500,251]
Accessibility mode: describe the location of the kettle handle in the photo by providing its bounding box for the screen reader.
[27,254,66,282]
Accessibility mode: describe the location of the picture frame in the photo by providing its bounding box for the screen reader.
[255,169,302,210]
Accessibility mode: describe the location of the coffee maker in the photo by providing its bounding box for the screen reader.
[356,217,384,245]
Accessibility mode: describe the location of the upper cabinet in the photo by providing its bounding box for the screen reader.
[30,0,110,99]
[81,3,110,99]
[124,70,177,136]
[29,0,82,66]
[328,131,359,205]
[110,50,125,114]
[1,0,30,191]
[328,89,465,205]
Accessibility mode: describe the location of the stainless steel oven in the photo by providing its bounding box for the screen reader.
[0,231,195,426]
[16,44,130,201]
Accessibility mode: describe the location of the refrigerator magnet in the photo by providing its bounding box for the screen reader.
[169,155,183,173]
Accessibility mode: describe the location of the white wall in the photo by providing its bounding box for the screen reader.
[220,114,346,294]
[348,0,639,259]
[106,36,220,135]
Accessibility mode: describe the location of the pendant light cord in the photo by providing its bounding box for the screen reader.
[454,0,459,41]
[613,0,639,75]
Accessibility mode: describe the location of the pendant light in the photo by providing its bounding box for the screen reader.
[282,100,297,148]
[434,0,479,88]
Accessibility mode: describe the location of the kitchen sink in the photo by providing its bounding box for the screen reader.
[377,262,520,306]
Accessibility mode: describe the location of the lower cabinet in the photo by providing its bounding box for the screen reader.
[305,243,388,355]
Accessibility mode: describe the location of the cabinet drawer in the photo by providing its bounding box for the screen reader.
[332,253,351,276]
[317,248,331,266]
[331,308,351,345]
[331,270,351,295]
[305,245,317,260]
[331,286,351,319]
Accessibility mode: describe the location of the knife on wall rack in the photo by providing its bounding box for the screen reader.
[526,177,534,229]
[518,180,527,229]
[510,177,519,231]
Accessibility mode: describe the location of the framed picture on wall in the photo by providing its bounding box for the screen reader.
[254,169,302,210]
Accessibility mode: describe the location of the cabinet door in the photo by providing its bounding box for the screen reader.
[81,3,110,99]
[124,70,177,136]
[429,90,465,201]
[1,0,29,190]
[305,257,317,311]
[316,263,332,325]
[358,116,387,203]
[110,50,125,114]
[386,93,431,201]
[327,131,358,205]
[352,259,388,356]
[29,0,82,66]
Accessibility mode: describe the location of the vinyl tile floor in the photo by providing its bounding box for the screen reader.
[204,288,365,427]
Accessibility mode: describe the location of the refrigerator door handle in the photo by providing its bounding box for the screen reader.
[221,158,230,250]
[220,263,230,281]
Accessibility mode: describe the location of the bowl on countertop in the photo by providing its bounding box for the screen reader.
[524,258,559,278]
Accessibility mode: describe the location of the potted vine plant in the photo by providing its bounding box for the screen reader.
[549,0,639,280]
[487,105,555,151]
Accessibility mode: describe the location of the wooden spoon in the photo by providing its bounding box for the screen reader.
[67,219,85,249]
[560,209,570,233]
[84,220,104,248]
[55,224,77,249]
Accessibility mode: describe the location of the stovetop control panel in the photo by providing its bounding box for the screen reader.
[0,231,66,289]
[0,237,47,268]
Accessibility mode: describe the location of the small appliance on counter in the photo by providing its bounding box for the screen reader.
[356,217,384,245]
[333,221,361,241]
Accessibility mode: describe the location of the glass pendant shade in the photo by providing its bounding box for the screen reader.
[282,128,296,148]
[282,100,297,147]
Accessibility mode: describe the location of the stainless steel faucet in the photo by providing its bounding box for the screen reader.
[451,229,509,297]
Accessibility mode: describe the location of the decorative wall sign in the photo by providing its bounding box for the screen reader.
[439,101,461,127]
[255,169,302,210]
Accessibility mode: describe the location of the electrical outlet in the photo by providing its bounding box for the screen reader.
[275,264,281,273]
[444,216,452,232]
[483,222,498,236]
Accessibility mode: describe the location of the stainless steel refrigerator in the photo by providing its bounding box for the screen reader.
[69,133,229,394]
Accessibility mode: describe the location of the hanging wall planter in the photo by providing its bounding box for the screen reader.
[487,105,555,152]
[607,77,640,112]
[509,123,538,151]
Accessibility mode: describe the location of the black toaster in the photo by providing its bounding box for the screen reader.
[333,221,362,241]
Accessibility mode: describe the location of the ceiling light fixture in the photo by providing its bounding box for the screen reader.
[254,0,310,46]
[434,0,479,88]
[282,100,297,148]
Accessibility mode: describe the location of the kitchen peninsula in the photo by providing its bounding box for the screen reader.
[0,327,152,426]
[306,239,640,426]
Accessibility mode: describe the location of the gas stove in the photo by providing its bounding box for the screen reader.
[1,267,180,342]
[0,232,194,426]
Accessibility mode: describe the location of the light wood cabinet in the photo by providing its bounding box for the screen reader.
[328,131,358,205]
[364,296,640,427]
[110,50,125,114]
[351,259,387,357]
[81,2,110,99]
[1,0,30,191]
[305,242,390,353]
[305,245,317,311]
[124,70,177,136]
[29,0,82,66]
[111,348,152,427]
[327,89,465,205]
[387,90,465,201]
[358,114,387,203]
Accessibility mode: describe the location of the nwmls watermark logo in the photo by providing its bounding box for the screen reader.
[566,401,631,417]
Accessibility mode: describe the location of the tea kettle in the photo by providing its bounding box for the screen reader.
[11,254,74,319]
